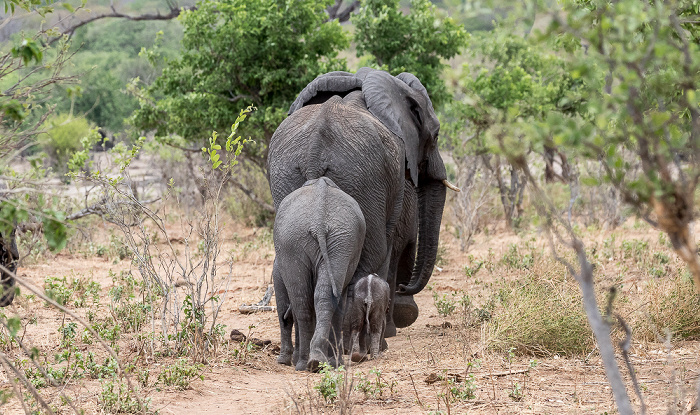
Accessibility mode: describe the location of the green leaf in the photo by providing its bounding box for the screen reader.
[11,38,42,65]
[42,214,67,252]
[580,176,600,186]
[6,317,21,338]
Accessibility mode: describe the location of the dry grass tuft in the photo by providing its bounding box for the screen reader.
[635,271,700,341]
[485,261,595,356]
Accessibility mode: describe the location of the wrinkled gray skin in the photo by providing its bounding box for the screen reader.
[387,180,420,333]
[348,273,390,362]
[268,68,448,341]
[273,177,366,372]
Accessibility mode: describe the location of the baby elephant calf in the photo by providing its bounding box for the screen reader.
[348,274,390,362]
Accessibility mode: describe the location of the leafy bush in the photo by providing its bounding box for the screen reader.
[157,359,203,390]
[354,368,396,399]
[39,114,93,174]
[500,244,533,270]
[433,292,457,317]
[113,302,150,333]
[43,275,100,307]
[445,376,477,401]
[99,379,149,414]
[315,363,345,404]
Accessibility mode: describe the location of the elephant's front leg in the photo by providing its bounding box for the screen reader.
[274,273,294,366]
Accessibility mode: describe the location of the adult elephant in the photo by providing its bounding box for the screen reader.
[268,68,456,336]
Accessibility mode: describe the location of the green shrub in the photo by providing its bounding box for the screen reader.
[500,244,533,270]
[43,275,100,307]
[315,363,345,404]
[433,292,457,317]
[620,239,648,261]
[446,375,477,401]
[39,114,93,174]
[486,270,594,356]
[354,368,396,399]
[113,302,150,333]
[99,379,149,414]
[157,359,203,390]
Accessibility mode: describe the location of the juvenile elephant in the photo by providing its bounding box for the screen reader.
[347,273,390,362]
[273,177,366,372]
[269,68,457,339]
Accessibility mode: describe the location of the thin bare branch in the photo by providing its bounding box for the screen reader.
[57,5,196,39]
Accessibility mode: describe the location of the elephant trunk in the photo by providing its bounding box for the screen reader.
[397,177,446,296]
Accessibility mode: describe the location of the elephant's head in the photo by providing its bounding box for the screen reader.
[289,68,459,296]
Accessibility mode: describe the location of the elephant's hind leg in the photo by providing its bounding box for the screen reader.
[289,286,314,372]
[308,288,335,372]
[274,272,293,366]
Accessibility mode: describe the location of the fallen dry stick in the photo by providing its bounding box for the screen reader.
[239,285,275,313]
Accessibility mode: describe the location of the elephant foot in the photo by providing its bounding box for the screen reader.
[393,294,419,328]
[295,359,308,371]
[307,350,328,372]
[0,285,16,307]
[307,359,323,372]
[277,353,292,366]
[384,321,397,338]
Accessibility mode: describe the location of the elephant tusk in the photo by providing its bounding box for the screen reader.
[442,179,461,192]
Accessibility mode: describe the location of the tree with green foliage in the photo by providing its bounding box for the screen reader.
[130,0,350,174]
[38,113,94,175]
[352,0,468,107]
[465,1,700,413]
[533,0,700,289]
[445,28,584,228]
[1,0,81,256]
[50,20,184,133]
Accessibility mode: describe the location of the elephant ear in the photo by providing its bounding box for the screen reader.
[363,70,423,186]
[396,72,440,140]
[288,71,362,115]
[354,66,376,81]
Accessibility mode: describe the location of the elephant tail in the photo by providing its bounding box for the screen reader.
[364,274,374,334]
[317,230,339,299]
[311,178,339,300]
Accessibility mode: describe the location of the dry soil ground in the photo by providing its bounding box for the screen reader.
[1,216,699,415]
